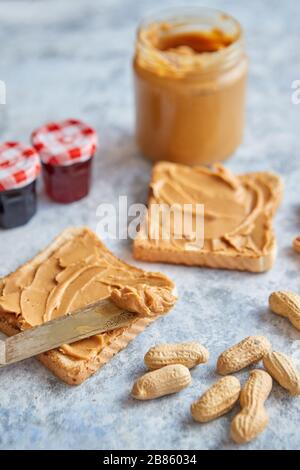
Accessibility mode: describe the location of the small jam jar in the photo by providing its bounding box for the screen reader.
[134,7,248,165]
[0,142,41,229]
[31,119,98,204]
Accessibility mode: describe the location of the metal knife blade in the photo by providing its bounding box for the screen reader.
[0,299,137,367]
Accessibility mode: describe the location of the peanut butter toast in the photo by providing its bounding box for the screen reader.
[0,227,176,385]
[133,162,283,272]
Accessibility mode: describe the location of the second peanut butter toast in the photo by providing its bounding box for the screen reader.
[133,162,283,272]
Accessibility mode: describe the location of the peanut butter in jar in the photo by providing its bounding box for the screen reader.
[133,7,248,165]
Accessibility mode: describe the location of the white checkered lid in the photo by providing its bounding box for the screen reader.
[31,118,98,166]
[0,142,41,192]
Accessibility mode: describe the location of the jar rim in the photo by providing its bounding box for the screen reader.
[135,6,245,78]
[140,6,241,26]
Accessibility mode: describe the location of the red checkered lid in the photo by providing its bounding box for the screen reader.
[31,118,98,166]
[0,142,41,192]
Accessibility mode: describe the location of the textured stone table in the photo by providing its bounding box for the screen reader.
[0,0,299,450]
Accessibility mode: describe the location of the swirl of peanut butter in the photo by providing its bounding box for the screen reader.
[0,229,175,361]
[138,163,283,257]
[110,285,176,317]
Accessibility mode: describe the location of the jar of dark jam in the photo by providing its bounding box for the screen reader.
[0,142,41,229]
[31,119,98,204]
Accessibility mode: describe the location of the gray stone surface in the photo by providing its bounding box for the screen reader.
[0,0,299,450]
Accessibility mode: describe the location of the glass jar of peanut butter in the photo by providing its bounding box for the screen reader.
[133,7,248,165]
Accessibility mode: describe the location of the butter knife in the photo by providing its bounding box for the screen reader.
[0,299,137,367]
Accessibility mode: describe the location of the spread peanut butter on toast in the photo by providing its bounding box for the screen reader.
[0,227,176,385]
[133,162,283,272]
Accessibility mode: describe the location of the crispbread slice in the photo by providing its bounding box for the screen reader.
[133,162,283,273]
[0,227,173,385]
